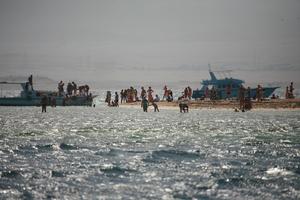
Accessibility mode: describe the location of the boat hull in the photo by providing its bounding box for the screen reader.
[192,87,279,100]
[0,96,94,106]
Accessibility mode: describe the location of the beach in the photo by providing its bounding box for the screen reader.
[121,98,300,110]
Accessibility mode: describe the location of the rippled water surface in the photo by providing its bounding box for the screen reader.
[0,106,299,199]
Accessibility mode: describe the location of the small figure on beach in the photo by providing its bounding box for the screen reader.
[141,97,149,112]
[285,82,295,99]
[67,82,73,95]
[244,87,252,110]
[210,86,217,100]
[152,102,159,112]
[289,82,294,99]
[205,87,209,99]
[182,86,192,99]
[134,88,139,101]
[114,92,119,107]
[147,87,154,102]
[28,75,33,90]
[256,84,263,101]
[187,86,192,99]
[179,97,189,113]
[58,81,64,96]
[41,95,48,113]
[184,87,189,98]
[166,90,173,102]
[154,94,160,102]
[120,90,124,103]
[271,94,276,99]
[285,86,289,99]
[126,87,133,103]
[105,91,111,106]
[72,82,77,95]
[163,85,168,100]
[238,85,245,110]
[141,87,146,99]
[85,85,89,96]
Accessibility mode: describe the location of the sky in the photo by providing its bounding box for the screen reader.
[0,0,300,85]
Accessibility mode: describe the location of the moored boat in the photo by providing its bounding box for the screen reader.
[0,81,97,106]
[192,68,279,100]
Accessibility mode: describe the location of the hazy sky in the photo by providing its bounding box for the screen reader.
[0,0,300,84]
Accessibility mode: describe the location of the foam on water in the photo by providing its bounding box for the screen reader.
[0,106,300,199]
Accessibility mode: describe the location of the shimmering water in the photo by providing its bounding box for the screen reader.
[0,106,299,199]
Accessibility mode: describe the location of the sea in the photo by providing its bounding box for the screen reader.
[0,101,299,199]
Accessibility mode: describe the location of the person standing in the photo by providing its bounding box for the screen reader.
[187,86,192,99]
[120,90,124,103]
[105,91,111,106]
[245,87,252,110]
[163,85,168,100]
[114,92,119,106]
[67,82,73,95]
[28,75,33,90]
[72,82,77,95]
[238,85,245,110]
[141,97,149,112]
[41,95,48,113]
[152,102,159,112]
[147,86,154,102]
[285,86,289,99]
[141,87,146,99]
[58,81,64,96]
[256,84,263,101]
[289,82,294,98]
[154,94,160,102]
[205,87,209,99]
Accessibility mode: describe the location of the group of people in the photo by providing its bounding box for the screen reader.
[105,91,119,107]
[118,86,162,104]
[120,87,139,103]
[163,86,174,102]
[58,81,90,97]
[183,86,192,99]
[106,86,165,112]
[199,86,219,100]
[105,81,297,113]
[106,85,205,113]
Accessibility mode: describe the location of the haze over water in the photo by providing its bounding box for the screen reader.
[1,0,300,82]
[0,106,299,199]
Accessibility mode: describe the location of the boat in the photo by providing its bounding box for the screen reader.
[192,67,279,100]
[0,81,97,106]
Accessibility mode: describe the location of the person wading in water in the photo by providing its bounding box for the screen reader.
[141,97,149,112]
[41,95,48,113]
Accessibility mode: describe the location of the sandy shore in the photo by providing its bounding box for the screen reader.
[120,98,300,110]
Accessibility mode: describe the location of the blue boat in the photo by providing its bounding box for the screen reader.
[192,68,279,100]
[0,82,97,106]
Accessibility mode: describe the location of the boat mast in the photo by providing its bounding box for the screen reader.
[208,64,217,81]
